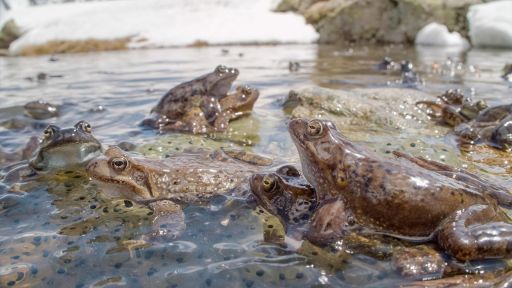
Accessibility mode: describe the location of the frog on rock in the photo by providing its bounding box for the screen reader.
[288,118,512,261]
[145,65,258,133]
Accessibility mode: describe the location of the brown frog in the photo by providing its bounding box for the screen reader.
[288,118,512,261]
[148,65,239,132]
[24,100,60,120]
[416,89,487,127]
[250,168,448,280]
[86,145,271,240]
[159,85,259,134]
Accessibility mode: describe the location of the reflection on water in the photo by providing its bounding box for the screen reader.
[1,44,512,287]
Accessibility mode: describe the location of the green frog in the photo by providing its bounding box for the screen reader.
[1,121,103,185]
[287,118,512,262]
[85,145,271,240]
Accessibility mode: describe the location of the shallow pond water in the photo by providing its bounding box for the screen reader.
[1,44,512,287]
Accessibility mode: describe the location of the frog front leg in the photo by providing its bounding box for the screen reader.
[146,200,186,241]
[200,96,222,125]
[437,204,512,261]
[305,199,350,246]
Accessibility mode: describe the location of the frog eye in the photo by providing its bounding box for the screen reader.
[476,100,488,111]
[306,120,323,137]
[42,125,58,140]
[77,121,92,133]
[110,157,128,171]
[216,65,227,74]
[262,175,277,193]
[240,85,252,95]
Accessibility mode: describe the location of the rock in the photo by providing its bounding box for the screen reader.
[276,0,489,44]
[283,87,463,165]
[468,1,512,48]
[0,19,22,49]
[415,22,470,48]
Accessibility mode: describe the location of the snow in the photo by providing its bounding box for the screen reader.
[415,22,470,49]
[468,0,512,48]
[2,0,318,54]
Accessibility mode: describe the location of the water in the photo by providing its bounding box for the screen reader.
[1,44,512,287]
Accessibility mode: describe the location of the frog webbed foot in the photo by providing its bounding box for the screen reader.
[305,199,349,246]
[437,204,512,261]
[391,245,447,280]
[146,200,185,242]
[220,148,273,166]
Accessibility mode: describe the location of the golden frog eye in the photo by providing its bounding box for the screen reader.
[110,157,128,171]
[306,120,323,137]
[262,175,277,193]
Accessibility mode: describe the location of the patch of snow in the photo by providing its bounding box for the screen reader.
[3,0,318,54]
[415,22,470,49]
[468,0,512,48]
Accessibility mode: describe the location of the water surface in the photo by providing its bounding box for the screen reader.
[1,44,512,287]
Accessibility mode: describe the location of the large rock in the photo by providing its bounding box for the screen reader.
[0,19,21,49]
[276,0,491,44]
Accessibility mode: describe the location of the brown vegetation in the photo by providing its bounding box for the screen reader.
[16,37,132,56]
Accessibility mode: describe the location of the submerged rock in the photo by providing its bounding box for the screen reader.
[277,0,486,44]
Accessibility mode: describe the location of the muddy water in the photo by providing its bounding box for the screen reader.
[1,45,511,287]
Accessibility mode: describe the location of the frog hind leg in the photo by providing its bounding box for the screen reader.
[219,148,273,166]
[305,199,349,246]
[147,200,186,241]
[393,151,512,207]
[437,204,512,261]
[415,101,443,120]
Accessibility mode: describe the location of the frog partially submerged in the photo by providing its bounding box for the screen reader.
[416,89,488,127]
[288,118,512,261]
[158,85,259,134]
[250,168,447,280]
[455,104,512,152]
[24,100,60,120]
[2,121,103,184]
[86,145,271,240]
[29,121,102,171]
[147,65,247,133]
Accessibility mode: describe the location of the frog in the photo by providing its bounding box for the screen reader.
[158,85,259,134]
[85,145,272,240]
[250,167,447,280]
[457,114,512,151]
[23,100,59,120]
[399,60,422,87]
[416,89,488,127]
[1,121,103,185]
[374,57,397,71]
[288,118,512,261]
[29,120,102,171]
[147,65,240,131]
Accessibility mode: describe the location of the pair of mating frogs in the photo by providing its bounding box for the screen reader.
[251,118,512,271]
[417,89,512,151]
[143,65,259,134]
